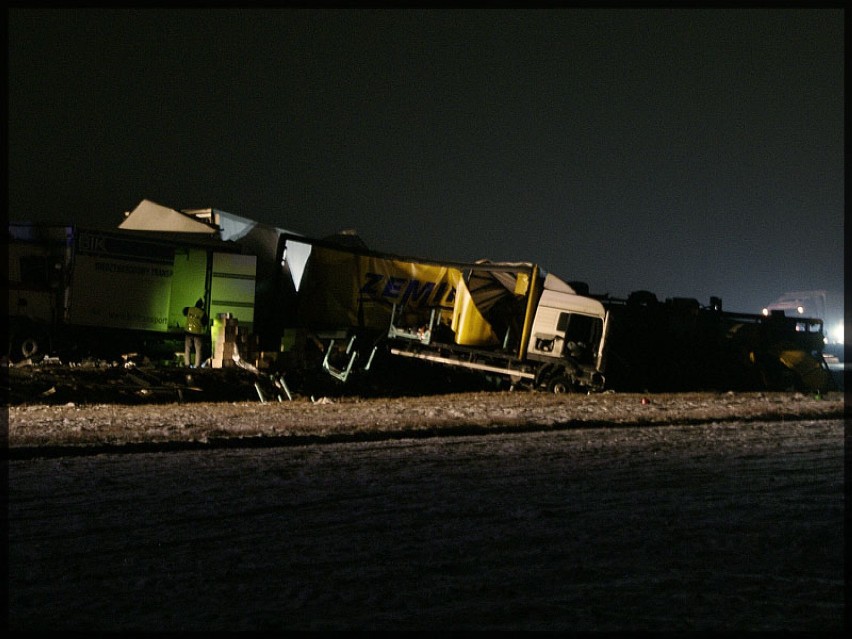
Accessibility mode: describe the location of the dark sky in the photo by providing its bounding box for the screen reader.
[7,7,844,315]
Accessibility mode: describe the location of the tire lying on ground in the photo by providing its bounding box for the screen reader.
[8,320,50,363]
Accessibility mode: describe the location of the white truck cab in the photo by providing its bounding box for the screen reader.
[527,289,607,369]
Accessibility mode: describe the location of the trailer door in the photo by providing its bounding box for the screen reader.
[170,250,256,333]
[209,252,257,332]
[169,248,209,331]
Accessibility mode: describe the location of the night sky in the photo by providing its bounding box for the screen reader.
[8,7,844,315]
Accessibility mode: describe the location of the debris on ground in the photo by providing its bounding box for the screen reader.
[3,358,284,406]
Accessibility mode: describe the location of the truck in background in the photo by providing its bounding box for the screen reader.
[587,288,834,393]
[762,289,844,364]
[6,222,257,365]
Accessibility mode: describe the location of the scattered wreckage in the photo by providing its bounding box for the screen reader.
[6,200,838,400]
[3,355,292,406]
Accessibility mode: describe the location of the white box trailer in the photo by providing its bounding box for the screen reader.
[7,223,256,364]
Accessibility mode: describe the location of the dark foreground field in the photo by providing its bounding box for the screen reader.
[6,369,847,631]
[7,417,845,631]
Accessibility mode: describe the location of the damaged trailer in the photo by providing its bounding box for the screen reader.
[10,198,832,396]
[277,234,609,393]
[119,199,312,367]
[7,200,607,394]
[6,216,257,365]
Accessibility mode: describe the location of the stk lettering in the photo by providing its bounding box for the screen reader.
[80,234,106,253]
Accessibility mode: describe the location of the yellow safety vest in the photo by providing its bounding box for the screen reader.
[186,306,206,335]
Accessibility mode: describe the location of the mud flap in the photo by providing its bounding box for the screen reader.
[776,349,835,392]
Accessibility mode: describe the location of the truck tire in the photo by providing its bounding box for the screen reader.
[21,336,40,359]
[8,321,49,363]
[548,376,576,394]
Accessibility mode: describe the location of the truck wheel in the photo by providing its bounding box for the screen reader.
[548,376,575,394]
[21,337,40,359]
[9,323,48,362]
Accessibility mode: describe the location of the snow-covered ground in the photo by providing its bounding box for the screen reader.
[7,390,844,452]
[7,407,845,631]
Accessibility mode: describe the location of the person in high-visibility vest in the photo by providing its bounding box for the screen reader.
[182,298,209,368]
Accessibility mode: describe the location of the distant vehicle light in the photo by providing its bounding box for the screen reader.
[761,308,769,316]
